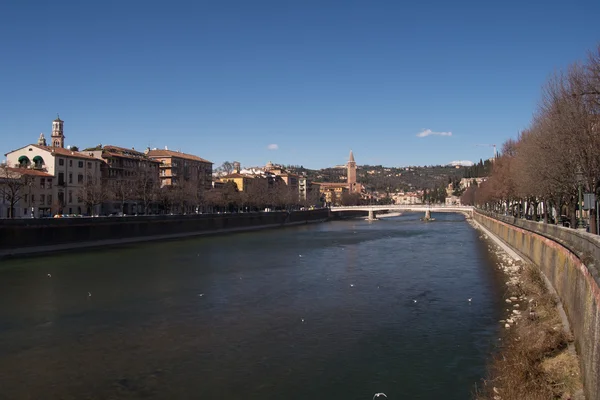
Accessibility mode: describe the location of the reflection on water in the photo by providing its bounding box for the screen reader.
[0,212,503,399]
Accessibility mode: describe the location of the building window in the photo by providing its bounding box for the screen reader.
[59,158,64,166]
[68,173,73,184]
[78,161,83,168]
[40,194,45,204]
[31,194,35,204]
[87,162,92,169]
[47,179,52,189]
[40,178,45,189]
[48,195,52,205]
[58,173,65,185]
[24,194,28,203]
[78,174,83,184]
[68,191,73,203]
[69,160,73,167]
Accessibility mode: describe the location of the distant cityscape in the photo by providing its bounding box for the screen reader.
[0,116,489,218]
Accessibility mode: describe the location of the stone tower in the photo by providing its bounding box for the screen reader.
[51,114,65,148]
[37,133,47,146]
[347,150,357,192]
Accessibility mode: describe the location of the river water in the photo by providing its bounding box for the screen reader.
[0,212,504,399]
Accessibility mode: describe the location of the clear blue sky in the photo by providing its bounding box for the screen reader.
[2,0,598,169]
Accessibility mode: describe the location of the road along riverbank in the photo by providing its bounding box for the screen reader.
[469,217,584,400]
[0,209,329,259]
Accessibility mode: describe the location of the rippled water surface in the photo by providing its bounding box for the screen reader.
[0,213,504,399]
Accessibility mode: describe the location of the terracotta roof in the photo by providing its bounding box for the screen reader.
[313,182,349,187]
[221,173,250,179]
[101,145,160,163]
[30,145,99,160]
[147,149,212,164]
[3,167,53,177]
[103,145,145,154]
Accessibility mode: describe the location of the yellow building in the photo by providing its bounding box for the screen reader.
[219,173,253,191]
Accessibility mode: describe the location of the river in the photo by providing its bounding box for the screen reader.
[0,212,504,399]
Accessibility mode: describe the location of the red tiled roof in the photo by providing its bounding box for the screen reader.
[313,182,349,187]
[147,149,212,164]
[31,145,99,160]
[3,167,53,177]
[101,145,160,163]
[221,173,251,179]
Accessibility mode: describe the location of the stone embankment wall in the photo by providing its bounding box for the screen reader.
[474,210,600,400]
[0,209,329,257]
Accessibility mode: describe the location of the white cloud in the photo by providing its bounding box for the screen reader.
[267,144,279,150]
[416,129,452,138]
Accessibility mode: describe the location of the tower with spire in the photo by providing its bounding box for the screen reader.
[51,114,65,148]
[347,150,357,192]
[37,133,47,146]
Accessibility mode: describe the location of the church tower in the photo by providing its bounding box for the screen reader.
[37,133,47,146]
[51,115,65,148]
[347,150,357,192]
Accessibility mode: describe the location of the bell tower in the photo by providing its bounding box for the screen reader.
[51,114,65,148]
[347,150,357,192]
[38,133,47,146]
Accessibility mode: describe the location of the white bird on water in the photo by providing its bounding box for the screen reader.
[47,273,51,278]
[468,298,472,302]
[373,393,387,399]
[88,292,92,297]
[413,300,417,303]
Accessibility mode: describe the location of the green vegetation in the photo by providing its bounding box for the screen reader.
[286,164,468,192]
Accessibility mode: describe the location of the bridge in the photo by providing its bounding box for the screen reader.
[330,205,474,220]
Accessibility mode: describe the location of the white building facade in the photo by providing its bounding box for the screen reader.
[4,117,103,216]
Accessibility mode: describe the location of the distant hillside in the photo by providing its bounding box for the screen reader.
[286,164,471,192]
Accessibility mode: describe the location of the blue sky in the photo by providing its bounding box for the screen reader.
[1,0,598,169]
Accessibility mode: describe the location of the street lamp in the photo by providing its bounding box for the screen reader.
[576,166,584,229]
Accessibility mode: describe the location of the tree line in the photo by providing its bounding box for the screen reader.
[462,44,600,231]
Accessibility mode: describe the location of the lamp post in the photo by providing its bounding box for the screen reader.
[576,167,584,229]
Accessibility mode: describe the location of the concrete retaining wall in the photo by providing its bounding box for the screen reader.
[0,209,330,257]
[474,211,600,400]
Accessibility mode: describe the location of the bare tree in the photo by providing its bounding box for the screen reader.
[0,167,30,218]
[215,161,235,176]
[132,164,159,214]
[112,178,134,214]
[340,192,361,206]
[77,176,110,216]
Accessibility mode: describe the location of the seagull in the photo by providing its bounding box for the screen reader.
[350,284,355,287]
[468,298,472,302]
[198,293,205,297]
[299,255,303,257]
[373,393,388,399]
[88,292,92,297]
[47,273,51,278]
[413,300,417,303]
[301,318,305,322]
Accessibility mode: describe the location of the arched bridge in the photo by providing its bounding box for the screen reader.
[330,205,474,220]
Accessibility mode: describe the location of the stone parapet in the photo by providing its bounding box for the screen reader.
[474,210,600,400]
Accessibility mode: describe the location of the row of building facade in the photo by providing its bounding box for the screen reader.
[0,117,213,217]
[1,117,364,218]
